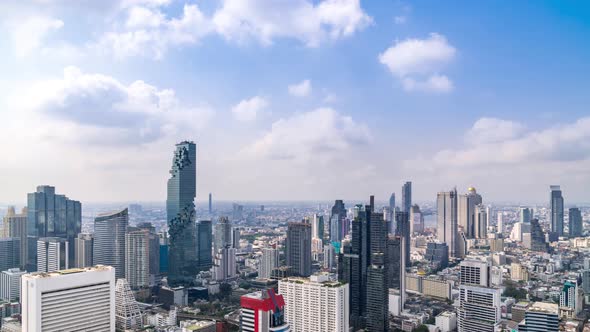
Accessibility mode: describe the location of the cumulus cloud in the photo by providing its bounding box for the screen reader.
[429,117,590,167]
[231,96,268,122]
[288,79,312,97]
[8,15,64,56]
[379,33,456,93]
[242,107,371,162]
[22,66,213,145]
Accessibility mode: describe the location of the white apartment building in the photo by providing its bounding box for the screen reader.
[278,273,349,332]
[21,265,115,332]
[0,268,26,302]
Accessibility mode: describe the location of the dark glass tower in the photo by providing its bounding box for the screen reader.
[366,209,389,332]
[196,220,213,271]
[530,219,548,252]
[569,208,582,238]
[330,200,346,242]
[402,181,412,213]
[286,222,312,277]
[550,185,564,237]
[386,236,401,289]
[395,211,410,267]
[26,185,81,272]
[167,141,198,286]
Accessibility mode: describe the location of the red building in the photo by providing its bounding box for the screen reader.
[240,289,291,332]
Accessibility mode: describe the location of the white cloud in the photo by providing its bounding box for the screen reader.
[242,107,371,162]
[428,117,590,168]
[21,66,213,145]
[402,74,453,93]
[8,15,64,56]
[213,0,372,47]
[231,96,268,122]
[394,16,406,24]
[288,79,312,97]
[379,33,456,93]
[96,4,212,59]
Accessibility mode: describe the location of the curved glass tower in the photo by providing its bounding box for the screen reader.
[166,141,198,286]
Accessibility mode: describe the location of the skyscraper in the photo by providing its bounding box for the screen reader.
[26,185,81,272]
[559,279,583,318]
[437,189,458,258]
[520,207,533,224]
[240,289,290,332]
[389,193,396,212]
[458,187,482,238]
[401,181,412,213]
[21,265,115,332]
[213,246,237,281]
[166,141,198,286]
[125,227,150,289]
[395,211,410,267]
[37,237,68,273]
[259,247,279,279]
[410,204,424,234]
[569,207,582,238]
[0,268,26,302]
[529,219,548,252]
[366,205,389,332]
[279,274,349,332]
[0,238,21,272]
[330,200,346,242]
[208,193,212,214]
[195,220,213,272]
[115,278,142,331]
[286,222,312,277]
[2,207,26,269]
[74,233,93,268]
[94,208,128,279]
[550,185,564,237]
[137,222,161,280]
[474,204,487,239]
[214,216,232,253]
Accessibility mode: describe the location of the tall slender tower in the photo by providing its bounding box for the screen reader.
[550,185,564,237]
[458,187,482,238]
[395,211,410,267]
[208,193,212,214]
[437,189,458,258]
[366,207,389,331]
[569,208,583,238]
[166,141,198,286]
[286,222,312,277]
[94,208,128,279]
[401,182,412,213]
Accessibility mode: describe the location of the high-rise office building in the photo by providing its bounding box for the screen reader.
[518,302,559,332]
[126,227,150,289]
[474,204,487,239]
[232,227,241,249]
[569,207,583,238]
[21,265,115,332]
[259,247,279,279]
[208,193,212,214]
[195,220,213,272]
[2,207,26,269]
[26,185,81,272]
[94,208,128,279]
[37,237,68,273]
[550,185,564,238]
[529,219,548,252]
[74,233,93,268]
[389,193,396,212]
[214,216,232,253]
[279,274,349,332]
[115,278,142,331]
[401,181,412,213]
[0,268,26,302]
[367,208,389,332]
[457,259,501,332]
[458,187,482,239]
[137,222,161,279]
[386,235,403,287]
[330,200,346,242]
[437,189,458,258]
[559,279,583,319]
[395,211,410,267]
[213,247,237,281]
[0,238,20,272]
[496,211,504,234]
[425,242,449,270]
[286,222,312,277]
[167,141,198,286]
[520,207,533,224]
[312,214,324,240]
[240,289,290,332]
[410,204,424,234]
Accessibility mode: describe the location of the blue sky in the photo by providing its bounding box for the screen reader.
[0,0,589,204]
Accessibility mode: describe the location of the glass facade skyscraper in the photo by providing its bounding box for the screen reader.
[94,208,128,279]
[166,141,198,286]
[26,185,81,272]
[550,185,564,237]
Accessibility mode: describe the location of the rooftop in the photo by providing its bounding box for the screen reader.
[530,301,558,313]
[24,265,113,279]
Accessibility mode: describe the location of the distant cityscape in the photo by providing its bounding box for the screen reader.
[0,140,588,332]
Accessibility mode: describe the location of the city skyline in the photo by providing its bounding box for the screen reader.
[1,1,590,203]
